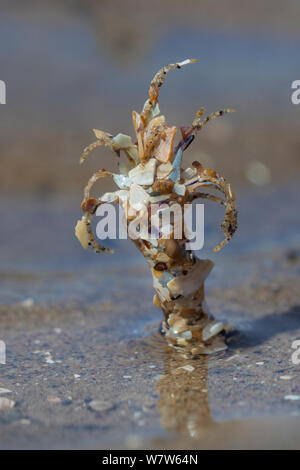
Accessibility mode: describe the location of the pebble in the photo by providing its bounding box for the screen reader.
[178,365,195,372]
[226,354,240,361]
[20,298,34,308]
[47,396,61,404]
[284,395,300,401]
[88,400,114,412]
[0,397,15,410]
[19,419,31,425]
[45,358,55,364]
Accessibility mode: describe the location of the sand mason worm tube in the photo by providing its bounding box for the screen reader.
[75,59,237,354]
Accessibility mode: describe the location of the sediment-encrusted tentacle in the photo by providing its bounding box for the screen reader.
[76,169,117,254]
[82,210,114,254]
[141,59,198,124]
[80,129,138,167]
[80,130,116,164]
[178,108,235,147]
[80,140,107,164]
[192,108,235,133]
[83,169,113,201]
[186,168,237,252]
[188,191,225,206]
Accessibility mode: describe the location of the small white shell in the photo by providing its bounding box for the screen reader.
[157,162,173,179]
[100,191,118,203]
[202,321,224,341]
[182,167,197,179]
[112,133,133,148]
[173,182,186,196]
[152,275,171,302]
[167,259,214,297]
[113,174,131,189]
[75,219,89,249]
[180,330,192,340]
[128,158,157,186]
[129,183,149,211]
[147,102,160,120]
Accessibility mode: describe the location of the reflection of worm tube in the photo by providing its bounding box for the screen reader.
[157,345,213,437]
[76,59,237,352]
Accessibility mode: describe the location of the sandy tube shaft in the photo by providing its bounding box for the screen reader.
[76,59,237,354]
[135,235,227,354]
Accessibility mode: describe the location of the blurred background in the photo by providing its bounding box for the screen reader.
[0,0,299,198]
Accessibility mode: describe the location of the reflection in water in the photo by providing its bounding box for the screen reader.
[157,344,214,438]
[156,343,300,449]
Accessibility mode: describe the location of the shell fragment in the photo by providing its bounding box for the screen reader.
[128,158,157,186]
